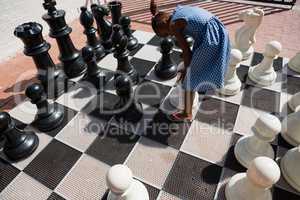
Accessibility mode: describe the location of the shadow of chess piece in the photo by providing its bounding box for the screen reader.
[111,25,139,84]
[0,112,39,161]
[108,0,122,25]
[14,22,67,99]
[82,46,113,90]
[114,75,143,123]
[80,6,105,62]
[120,16,139,51]
[25,83,64,132]
[42,0,87,78]
[155,37,177,80]
[91,4,114,53]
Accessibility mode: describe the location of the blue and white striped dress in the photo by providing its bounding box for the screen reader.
[171,5,231,92]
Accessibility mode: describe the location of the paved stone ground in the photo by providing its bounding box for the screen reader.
[0,0,299,111]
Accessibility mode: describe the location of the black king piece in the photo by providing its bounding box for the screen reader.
[14,22,66,99]
[42,0,87,78]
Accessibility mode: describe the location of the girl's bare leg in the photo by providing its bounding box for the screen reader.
[184,90,195,118]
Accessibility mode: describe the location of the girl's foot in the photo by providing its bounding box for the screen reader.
[168,111,192,122]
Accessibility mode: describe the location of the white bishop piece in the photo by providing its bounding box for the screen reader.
[219,49,243,96]
[169,62,199,110]
[248,41,282,86]
[288,52,300,74]
[234,113,281,168]
[288,92,300,111]
[225,157,281,200]
[281,106,300,147]
[280,145,300,192]
[106,164,149,200]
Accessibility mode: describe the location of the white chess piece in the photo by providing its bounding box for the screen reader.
[281,106,300,147]
[235,8,264,60]
[169,62,198,110]
[106,164,149,200]
[288,92,300,111]
[248,41,282,86]
[288,52,300,73]
[225,157,281,200]
[234,113,281,168]
[219,49,243,96]
[280,145,300,192]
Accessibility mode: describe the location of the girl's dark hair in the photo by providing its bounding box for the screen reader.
[151,12,169,34]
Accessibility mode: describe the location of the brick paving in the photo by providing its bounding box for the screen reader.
[0,0,299,111]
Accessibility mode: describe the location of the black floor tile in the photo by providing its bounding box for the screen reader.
[273,187,300,200]
[223,145,247,173]
[237,65,250,83]
[143,181,160,200]
[163,152,222,200]
[130,57,156,78]
[129,43,144,56]
[147,35,162,47]
[282,76,300,95]
[241,85,281,114]
[86,125,139,166]
[47,192,66,200]
[24,139,82,190]
[0,158,20,192]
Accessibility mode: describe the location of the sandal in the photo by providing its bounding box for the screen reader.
[167,112,192,122]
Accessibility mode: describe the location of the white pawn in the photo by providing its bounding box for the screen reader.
[225,157,281,200]
[281,145,300,192]
[106,164,149,200]
[281,106,300,147]
[169,62,198,110]
[248,41,282,86]
[288,92,300,111]
[219,49,243,96]
[234,113,281,168]
[235,8,264,60]
[288,52,300,73]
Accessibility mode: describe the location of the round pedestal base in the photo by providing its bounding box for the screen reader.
[219,80,241,96]
[234,136,275,168]
[154,64,177,81]
[34,106,64,132]
[4,132,39,161]
[248,67,276,86]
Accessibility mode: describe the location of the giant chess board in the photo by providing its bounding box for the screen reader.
[1,30,300,200]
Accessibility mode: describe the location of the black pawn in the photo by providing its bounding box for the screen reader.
[120,16,139,51]
[0,112,39,161]
[111,25,139,84]
[14,22,66,99]
[108,0,122,25]
[25,83,64,132]
[91,4,113,53]
[114,75,143,123]
[80,6,105,61]
[82,46,113,89]
[155,37,177,80]
[42,0,87,78]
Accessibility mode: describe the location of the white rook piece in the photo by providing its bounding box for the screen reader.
[169,62,199,110]
[288,92,300,111]
[106,164,149,200]
[281,145,300,192]
[288,52,300,73]
[248,41,282,86]
[225,157,281,200]
[281,106,300,147]
[234,113,281,168]
[219,49,243,96]
[235,8,264,60]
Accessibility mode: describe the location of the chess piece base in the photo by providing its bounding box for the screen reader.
[248,67,277,86]
[234,136,274,168]
[154,64,177,80]
[225,173,272,200]
[107,179,149,200]
[280,148,300,192]
[4,131,39,161]
[281,115,300,147]
[85,70,114,90]
[218,78,242,96]
[288,93,300,112]
[169,84,199,110]
[115,102,143,124]
[33,105,64,132]
[287,53,300,73]
[242,46,254,61]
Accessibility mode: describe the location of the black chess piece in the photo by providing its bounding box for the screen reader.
[111,25,139,84]
[80,6,105,61]
[173,35,194,49]
[14,22,67,99]
[155,37,177,80]
[91,4,113,53]
[114,75,143,123]
[42,0,87,78]
[82,46,113,89]
[108,0,122,25]
[120,16,139,51]
[0,112,39,161]
[25,83,64,132]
